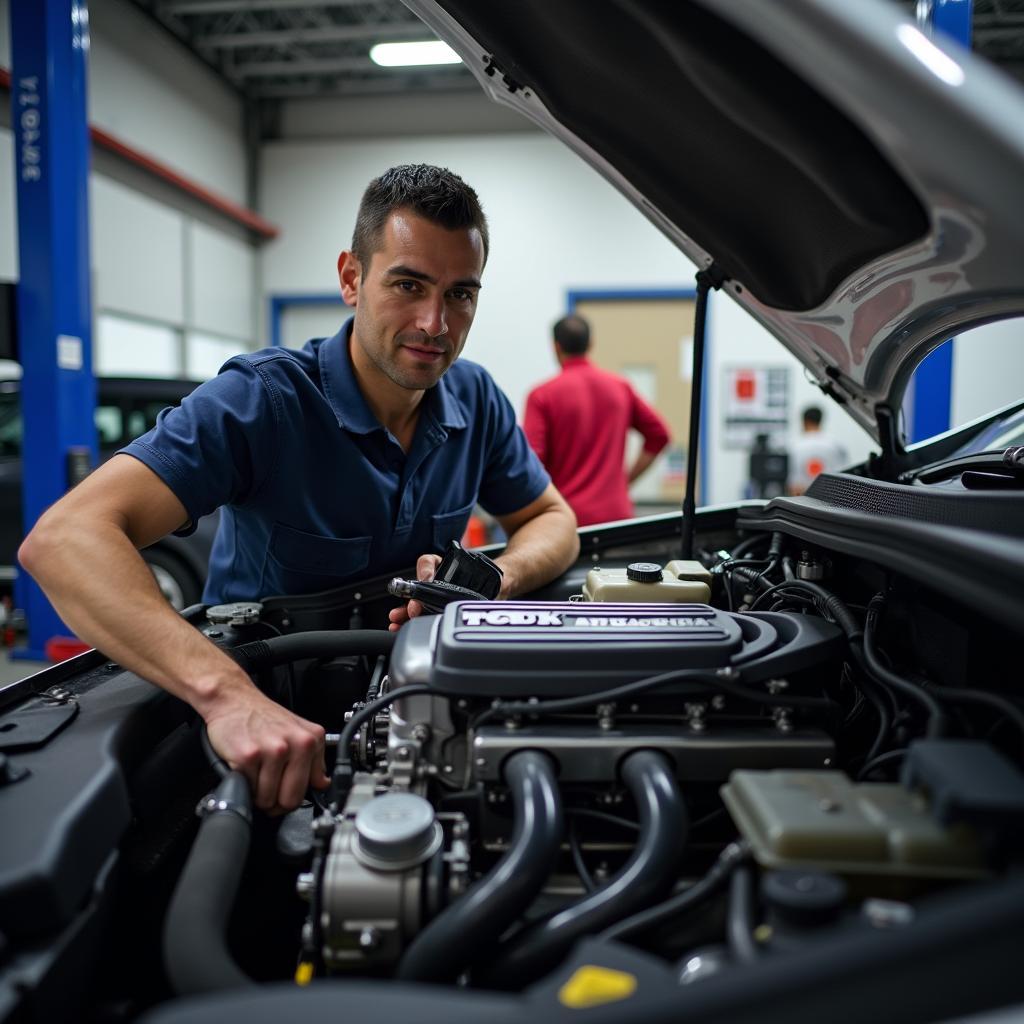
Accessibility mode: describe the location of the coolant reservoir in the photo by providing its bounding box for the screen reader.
[583,560,711,602]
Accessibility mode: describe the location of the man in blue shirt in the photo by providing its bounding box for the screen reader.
[20,164,579,814]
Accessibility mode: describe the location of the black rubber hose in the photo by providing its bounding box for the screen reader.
[230,630,394,674]
[397,751,563,983]
[481,749,687,989]
[726,863,760,964]
[863,597,947,739]
[163,772,255,995]
[599,841,751,943]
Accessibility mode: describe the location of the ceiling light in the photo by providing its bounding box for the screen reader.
[369,41,462,67]
[896,24,965,87]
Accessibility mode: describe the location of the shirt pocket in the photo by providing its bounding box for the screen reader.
[263,522,371,594]
[432,500,475,553]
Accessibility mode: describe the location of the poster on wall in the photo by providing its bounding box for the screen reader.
[721,365,790,449]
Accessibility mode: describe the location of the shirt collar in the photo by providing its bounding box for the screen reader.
[561,355,591,370]
[319,317,467,434]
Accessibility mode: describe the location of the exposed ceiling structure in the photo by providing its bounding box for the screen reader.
[127,0,478,101]
[129,0,1024,108]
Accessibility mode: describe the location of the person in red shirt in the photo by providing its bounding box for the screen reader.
[523,314,671,526]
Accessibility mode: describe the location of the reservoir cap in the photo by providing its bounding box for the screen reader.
[626,562,663,584]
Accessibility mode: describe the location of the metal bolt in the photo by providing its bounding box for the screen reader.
[475,757,487,768]
[411,724,431,743]
[442,764,454,774]
[710,695,726,711]
[359,926,380,949]
[296,872,315,900]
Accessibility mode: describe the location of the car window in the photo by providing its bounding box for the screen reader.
[95,405,124,448]
[905,316,1024,447]
[0,385,186,455]
[0,392,21,457]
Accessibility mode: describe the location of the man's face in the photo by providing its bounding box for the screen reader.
[339,210,485,392]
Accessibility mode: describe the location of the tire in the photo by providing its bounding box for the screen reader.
[143,548,202,611]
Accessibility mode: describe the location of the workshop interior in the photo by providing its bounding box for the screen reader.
[3,2,1024,1023]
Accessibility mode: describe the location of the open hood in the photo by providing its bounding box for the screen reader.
[405,0,1024,446]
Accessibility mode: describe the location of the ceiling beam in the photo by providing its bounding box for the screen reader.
[249,69,475,97]
[161,0,397,15]
[200,20,427,48]
[232,55,379,75]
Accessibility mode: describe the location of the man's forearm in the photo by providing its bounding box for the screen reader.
[496,504,579,597]
[19,512,254,712]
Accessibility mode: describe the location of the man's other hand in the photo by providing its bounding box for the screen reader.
[388,553,442,632]
[205,690,328,814]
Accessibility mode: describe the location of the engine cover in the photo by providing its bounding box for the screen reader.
[390,601,744,697]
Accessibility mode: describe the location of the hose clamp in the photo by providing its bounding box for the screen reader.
[196,791,253,825]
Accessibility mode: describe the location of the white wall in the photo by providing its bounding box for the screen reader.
[1,0,259,378]
[951,318,1024,427]
[260,132,877,504]
[87,0,247,205]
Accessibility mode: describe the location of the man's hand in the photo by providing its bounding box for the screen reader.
[205,689,328,814]
[388,553,442,632]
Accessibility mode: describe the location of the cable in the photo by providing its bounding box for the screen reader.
[862,596,947,739]
[858,747,908,780]
[565,807,641,832]
[569,817,598,893]
[472,667,839,733]
[599,841,750,943]
[329,682,435,808]
[929,686,1024,750]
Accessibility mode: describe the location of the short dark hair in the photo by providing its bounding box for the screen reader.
[802,405,823,428]
[553,314,591,355]
[351,164,489,270]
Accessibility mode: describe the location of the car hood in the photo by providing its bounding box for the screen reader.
[405,0,1024,447]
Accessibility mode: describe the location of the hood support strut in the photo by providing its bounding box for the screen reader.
[682,264,727,559]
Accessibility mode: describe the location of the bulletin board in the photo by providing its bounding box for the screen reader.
[721,365,790,449]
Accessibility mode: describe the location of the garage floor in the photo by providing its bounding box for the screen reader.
[0,650,56,685]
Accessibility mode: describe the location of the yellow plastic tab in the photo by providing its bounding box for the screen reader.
[295,961,314,986]
[557,965,637,1009]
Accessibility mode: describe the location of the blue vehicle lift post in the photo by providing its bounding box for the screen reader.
[909,0,971,443]
[10,0,98,659]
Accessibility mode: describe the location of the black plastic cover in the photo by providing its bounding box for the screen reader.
[902,740,1024,833]
[390,602,845,697]
[391,602,740,697]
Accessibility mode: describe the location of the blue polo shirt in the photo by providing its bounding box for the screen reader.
[121,319,550,603]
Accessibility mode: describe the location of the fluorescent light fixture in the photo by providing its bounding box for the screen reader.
[896,24,965,87]
[370,40,461,67]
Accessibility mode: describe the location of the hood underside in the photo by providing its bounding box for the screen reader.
[408,0,1024,443]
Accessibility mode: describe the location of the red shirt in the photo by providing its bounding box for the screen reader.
[523,356,670,526]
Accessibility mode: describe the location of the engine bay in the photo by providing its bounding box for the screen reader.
[2,510,1024,1023]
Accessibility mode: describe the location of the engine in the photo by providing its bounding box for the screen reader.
[283,550,1021,990]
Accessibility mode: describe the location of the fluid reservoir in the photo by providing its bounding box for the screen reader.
[583,560,711,603]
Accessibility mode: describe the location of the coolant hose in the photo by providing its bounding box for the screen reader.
[230,630,394,674]
[397,751,563,983]
[163,772,255,995]
[482,749,687,988]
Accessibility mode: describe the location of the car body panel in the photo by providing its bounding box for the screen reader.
[407,0,1024,443]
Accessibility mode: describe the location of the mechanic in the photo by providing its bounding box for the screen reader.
[523,313,670,525]
[19,163,579,814]
[787,404,849,495]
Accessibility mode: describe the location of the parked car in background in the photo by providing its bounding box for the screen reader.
[0,374,216,609]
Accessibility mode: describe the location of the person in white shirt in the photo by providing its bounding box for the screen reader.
[788,405,848,494]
